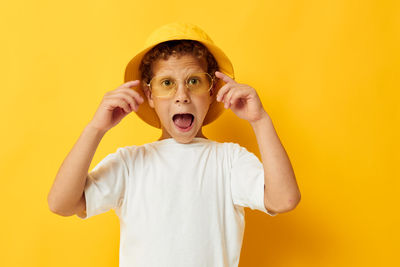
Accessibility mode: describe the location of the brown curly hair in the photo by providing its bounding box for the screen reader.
[139,40,219,94]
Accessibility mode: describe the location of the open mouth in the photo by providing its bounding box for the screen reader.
[172,113,194,130]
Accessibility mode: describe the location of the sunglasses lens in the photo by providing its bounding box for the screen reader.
[186,73,212,94]
[150,73,212,97]
[150,76,176,97]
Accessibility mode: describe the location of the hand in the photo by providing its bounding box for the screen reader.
[88,80,144,133]
[215,71,268,123]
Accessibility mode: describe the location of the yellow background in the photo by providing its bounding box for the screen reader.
[0,0,398,266]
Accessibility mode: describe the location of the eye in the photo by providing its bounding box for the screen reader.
[188,77,200,85]
[161,79,173,87]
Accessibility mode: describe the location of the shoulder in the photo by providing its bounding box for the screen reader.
[198,139,240,153]
[206,141,255,164]
[101,145,145,168]
[116,144,149,160]
[218,142,261,166]
[215,141,249,155]
[116,142,167,162]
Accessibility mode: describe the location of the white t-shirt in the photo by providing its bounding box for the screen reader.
[78,137,277,267]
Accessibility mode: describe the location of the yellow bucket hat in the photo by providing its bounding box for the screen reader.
[124,21,235,129]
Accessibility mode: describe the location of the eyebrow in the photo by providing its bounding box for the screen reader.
[157,72,204,78]
[155,68,206,77]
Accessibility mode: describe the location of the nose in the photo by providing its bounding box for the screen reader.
[174,81,191,104]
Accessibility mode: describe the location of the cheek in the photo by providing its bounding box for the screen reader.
[153,101,170,120]
[196,98,213,117]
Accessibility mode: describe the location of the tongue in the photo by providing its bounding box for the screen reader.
[173,114,193,128]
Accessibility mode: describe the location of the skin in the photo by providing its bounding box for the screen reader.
[143,54,215,144]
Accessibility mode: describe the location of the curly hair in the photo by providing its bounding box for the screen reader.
[139,40,219,92]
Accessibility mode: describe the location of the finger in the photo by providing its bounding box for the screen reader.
[215,71,235,84]
[119,80,141,89]
[224,88,237,109]
[117,91,142,110]
[108,92,138,112]
[226,89,243,109]
[114,88,145,104]
[107,97,132,113]
[216,83,233,102]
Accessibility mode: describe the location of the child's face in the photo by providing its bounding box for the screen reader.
[144,54,214,143]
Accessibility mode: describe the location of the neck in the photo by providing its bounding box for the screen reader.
[158,128,208,141]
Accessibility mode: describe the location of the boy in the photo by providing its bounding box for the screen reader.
[48,22,300,267]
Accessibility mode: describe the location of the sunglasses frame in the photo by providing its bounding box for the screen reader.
[146,72,215,98]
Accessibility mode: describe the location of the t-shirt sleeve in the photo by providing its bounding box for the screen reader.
[77,147,129,220]
[230,143,277,216]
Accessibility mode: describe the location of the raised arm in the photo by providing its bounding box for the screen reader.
[250,113,301,213]
[47,125,106,216]
[47,80,144,217]
[214,71,301,214]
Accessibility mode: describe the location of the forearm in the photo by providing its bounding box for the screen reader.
[48,124,106,214]
[250,111,300,211]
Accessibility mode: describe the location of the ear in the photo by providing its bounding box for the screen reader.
[209,81,217,98]
[207,85,216,107]
[143,83,155,108]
